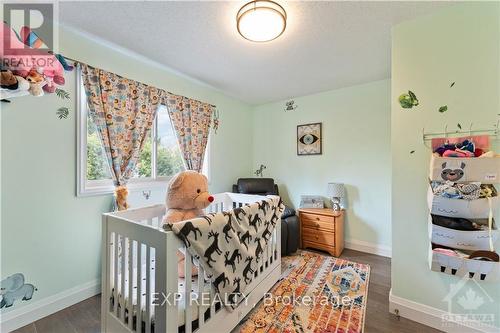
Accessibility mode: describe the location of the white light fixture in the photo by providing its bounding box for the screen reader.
[237,0,287,42]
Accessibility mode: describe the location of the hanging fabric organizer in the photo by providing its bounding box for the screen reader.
[427,133,500,281]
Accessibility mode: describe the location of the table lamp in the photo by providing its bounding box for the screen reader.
[327,183,345,211]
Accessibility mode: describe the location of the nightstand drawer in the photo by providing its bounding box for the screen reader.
[301,216,334,232]
[301,227,335,246]
[300,212,335,224]
[302,239,336,254]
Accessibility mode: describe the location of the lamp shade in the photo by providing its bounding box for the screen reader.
[327,183,345,198]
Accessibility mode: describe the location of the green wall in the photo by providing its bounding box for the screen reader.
[0,25,253,317]
[3,2,500,330]
[391,2,500,329]
[252,80,392,250]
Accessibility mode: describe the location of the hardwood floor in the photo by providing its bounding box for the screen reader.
[13,249,441,333]
[340,250,441,333]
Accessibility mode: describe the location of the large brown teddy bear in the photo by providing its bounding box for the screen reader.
[163,171,214,277]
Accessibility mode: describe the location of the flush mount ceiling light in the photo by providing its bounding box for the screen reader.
[236,0,287,42]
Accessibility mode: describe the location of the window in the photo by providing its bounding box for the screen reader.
[77,71,209,196]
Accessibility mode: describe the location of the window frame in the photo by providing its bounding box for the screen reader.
[76,67,210,197]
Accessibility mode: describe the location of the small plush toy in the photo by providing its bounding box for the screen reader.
[163,171,214,277]
[0,75,30,100]
[26,69,45,97]
[1,70,18,90]
[114,185,129,211]
[14,75,30,92]
[43,77,57,93]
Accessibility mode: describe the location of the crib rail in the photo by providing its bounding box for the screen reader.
[102,192,280,333]
[101,207,172,333]
[206,192,267,213]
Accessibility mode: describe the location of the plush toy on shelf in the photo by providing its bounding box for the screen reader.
[25,68,46,97]
[1,70,19,90]
[0,22,72,102]
[0,70,30,99]
[162,170,214,277]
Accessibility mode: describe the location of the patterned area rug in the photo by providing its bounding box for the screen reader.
[239,251,370,333]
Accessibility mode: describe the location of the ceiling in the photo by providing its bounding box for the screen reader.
[60,1,450,105]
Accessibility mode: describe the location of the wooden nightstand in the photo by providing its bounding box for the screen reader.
[298,208,344,257]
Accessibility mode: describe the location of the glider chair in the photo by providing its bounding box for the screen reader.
[232,178,299,256]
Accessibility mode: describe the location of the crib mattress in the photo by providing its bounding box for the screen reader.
[112,272,213,327]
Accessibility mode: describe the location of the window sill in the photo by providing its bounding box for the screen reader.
[77,179,169,197]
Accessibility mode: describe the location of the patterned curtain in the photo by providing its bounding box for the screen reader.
[81,64,162,210]
[163,93,214,172]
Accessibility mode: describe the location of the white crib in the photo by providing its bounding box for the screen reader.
[101,192,281,333]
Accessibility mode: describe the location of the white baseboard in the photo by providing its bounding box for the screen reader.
[389,289,499,333]
[0,279,100,332]
[345,239,392,258]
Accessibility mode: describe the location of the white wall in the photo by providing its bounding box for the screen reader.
[252,80,392,253]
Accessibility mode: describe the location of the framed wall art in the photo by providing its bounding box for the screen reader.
[297,122,322,155]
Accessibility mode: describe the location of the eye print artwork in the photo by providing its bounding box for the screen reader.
[297,122,322,155]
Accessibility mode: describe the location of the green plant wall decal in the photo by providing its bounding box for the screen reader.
[55,88,71,119]
[399,90,419,109]
[55,88,70,100]
[57,107,69,119]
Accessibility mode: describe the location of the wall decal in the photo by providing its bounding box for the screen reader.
[284,100,297,112]
[254,164,267,177]
[297,122,322,155]
[439,105,448,113]
[399,90,419,109]
[55,88,71,119]
[142,190,151,200]
[56,107,70,119]
[55,88,70,100]
[437,82,456,113]
[211,109,220,134]
[0,273,36,308]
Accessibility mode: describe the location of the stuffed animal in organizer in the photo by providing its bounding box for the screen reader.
[163,171,214,277]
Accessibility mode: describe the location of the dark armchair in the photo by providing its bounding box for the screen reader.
[233,178,299,256]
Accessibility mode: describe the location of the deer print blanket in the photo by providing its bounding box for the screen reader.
[169,196,284,308]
